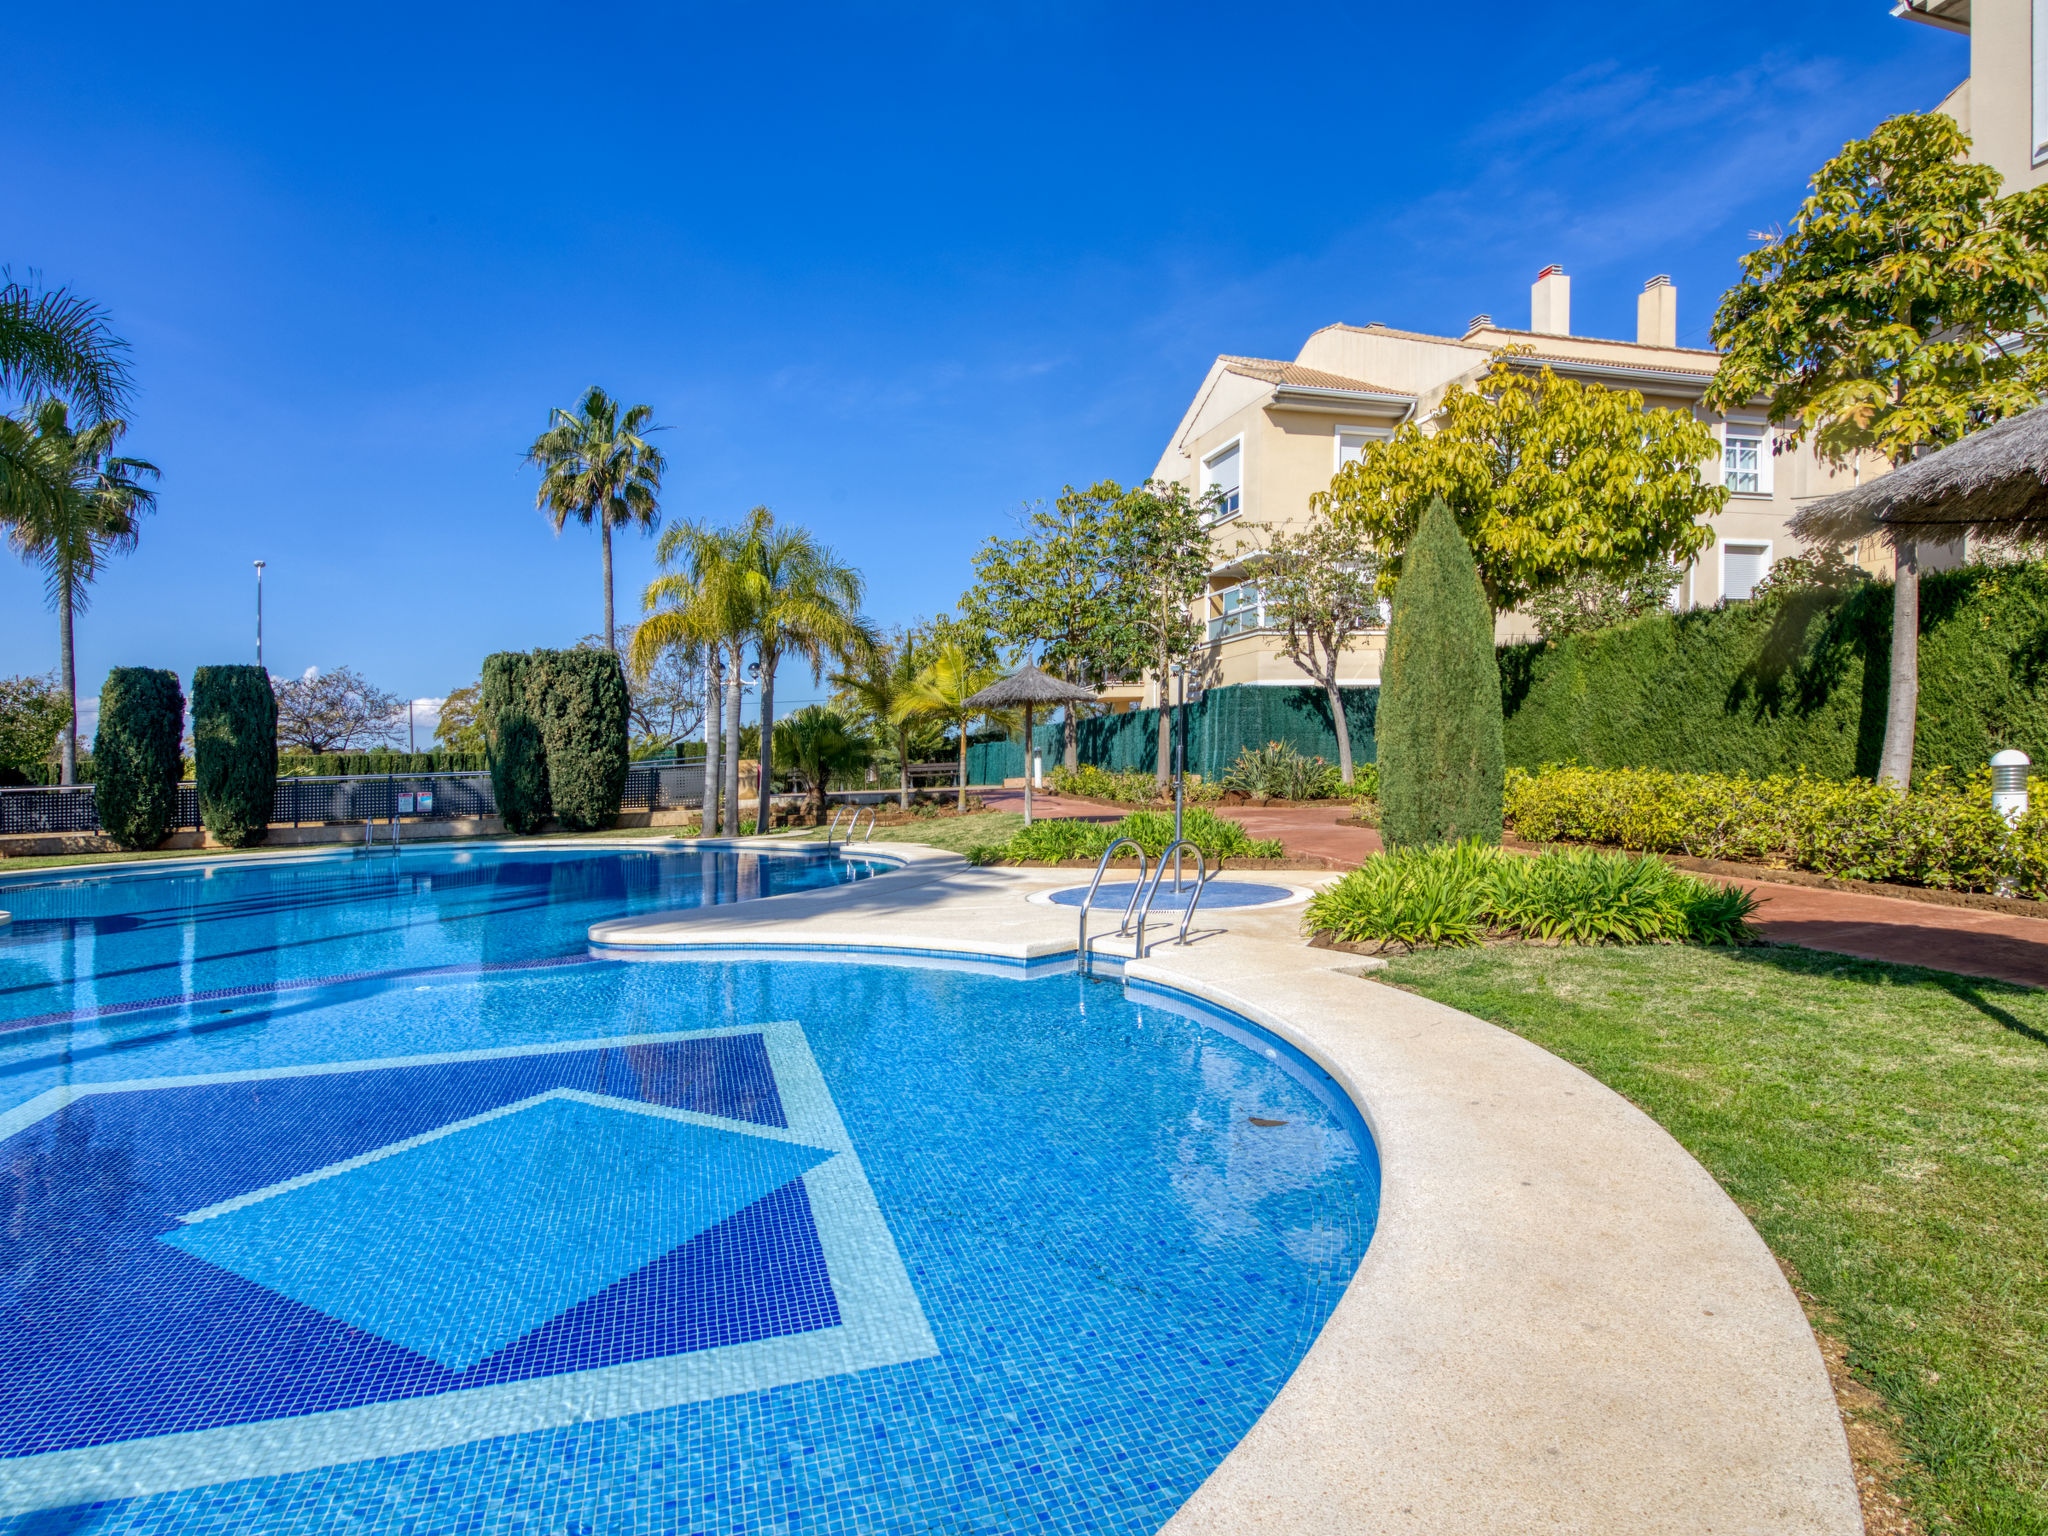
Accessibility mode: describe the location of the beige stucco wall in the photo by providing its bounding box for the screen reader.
[1958,3,2044,192]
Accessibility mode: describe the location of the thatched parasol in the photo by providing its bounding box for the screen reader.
[964,664,1099,825]
[1791,405,2048,546]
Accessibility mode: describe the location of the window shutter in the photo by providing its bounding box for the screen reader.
[1723,543,1769,601]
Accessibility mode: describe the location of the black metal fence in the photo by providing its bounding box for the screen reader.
[0,764,706,839]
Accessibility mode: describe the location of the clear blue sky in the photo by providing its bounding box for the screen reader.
[1,1,1965,732]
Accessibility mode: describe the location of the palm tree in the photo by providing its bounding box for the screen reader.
[732,506,876,833]
[894,643,1006,813]
[634,520,755,835]
[525,386,665,650]
[0,272,132,421]
[831,635,926,810]
[0,402,158,784]
[773,706,873,825]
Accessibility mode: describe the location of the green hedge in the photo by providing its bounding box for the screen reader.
[1504,762,2048,896]
[278,750,487,777]
[965,683,1378,784]
[193,666,277,847]
[482,651,549,834]
[1499,561,2048,782]
[93,667,185,849]
[525,649,630,832]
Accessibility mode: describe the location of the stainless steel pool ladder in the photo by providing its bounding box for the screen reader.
[826,804,877,843]
[1076,837,1148,975]
[1130,839,1210,957]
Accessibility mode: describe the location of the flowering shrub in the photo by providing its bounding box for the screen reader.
[1503,763,2048,895]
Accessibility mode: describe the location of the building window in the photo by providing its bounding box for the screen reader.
[1724,430,1763,494]
[1207,581,1262,641]
[1335,427,1378,471]
[1202,441,1242,524]
[1722,542,1771,602]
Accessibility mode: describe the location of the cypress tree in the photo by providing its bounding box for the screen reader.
[1378,497,1503,846]
[192,665,278,847]
[525,648,630,832]
[94,667,185,849]
[482,651,549,834]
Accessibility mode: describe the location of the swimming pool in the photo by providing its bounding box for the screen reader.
[0,845,1379,1534]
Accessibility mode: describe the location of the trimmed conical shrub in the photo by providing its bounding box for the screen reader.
[525,649,630,832]
[94,667,185,849]
[482,651,549,834]
[193,666,277,847]
[1378,497,1503,846]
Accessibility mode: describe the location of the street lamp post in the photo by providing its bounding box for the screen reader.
[253,561,266,668]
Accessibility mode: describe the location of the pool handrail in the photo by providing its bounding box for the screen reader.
[825,804,878,844]
[1076,837,1148,975]
[1132,840,1211,957]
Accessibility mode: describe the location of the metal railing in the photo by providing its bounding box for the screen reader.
[0,760,708,838]
[1075,837,1148,976]
[1130,839,1211,954]
[826,804,878,843]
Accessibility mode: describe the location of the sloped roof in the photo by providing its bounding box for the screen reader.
[1218,356,1405,394]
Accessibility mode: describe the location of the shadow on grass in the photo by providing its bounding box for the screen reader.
[1716,942,2048,1049]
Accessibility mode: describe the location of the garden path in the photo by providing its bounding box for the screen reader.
[979,787,2048,988]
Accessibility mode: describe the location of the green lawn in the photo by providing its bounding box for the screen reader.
[787,810,1024,855]
[1380,944,2048,1535]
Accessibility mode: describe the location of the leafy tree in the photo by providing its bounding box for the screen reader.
[579,627,704,746]
[1232,512,1384,783]
[1377,499,1502,847]
[774,706,873,824]
[481,651,548,834]
[273,666,403,752]
[1706,110,2048,786]
[1315,349,1725,615]
[895,642,1006,812]
[0,401,158,783]
[434,681,486,753]
[94,667,184,849]
[525,649,631,831]
[0,673,68,783]
[909,610,1004,673]
[1525,558,1683,642]
[634,519,757,835]
[962,485,1127,770]
[525,386,665,651]
[1104,480,1211,785]
[192,666,277,847]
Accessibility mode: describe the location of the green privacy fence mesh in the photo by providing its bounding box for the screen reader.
[964,683,1378,783]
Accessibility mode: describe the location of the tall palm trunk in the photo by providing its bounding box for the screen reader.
[58,585,77,786]
[704,650,723,835]
[723,648,744,833]
[955,721,968,813]
[897,724,911,809]
[600,516,616,651]
[1878,538,1920,787]
[754,646,777,834]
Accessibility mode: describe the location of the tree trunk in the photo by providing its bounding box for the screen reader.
[956,723,967,813]
[58,589,76,787]
[1064,702,1078,773]
[898,725,911,809]
[754,649,776,835]
[704,651,723,835]
[1326,676,1355,784]
[1022,702,1035,826]
[1877,538,1920,788]
[724,649,744,833]
[601,518,616,651]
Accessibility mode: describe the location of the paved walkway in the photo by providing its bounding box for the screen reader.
[983,788,2048,988]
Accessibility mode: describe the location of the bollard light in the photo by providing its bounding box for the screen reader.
[1991,748,2031,827]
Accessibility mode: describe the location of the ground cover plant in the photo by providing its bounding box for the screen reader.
[1380,943,2048,1535]
[1304,842,1756,951]
[979,806,1283,866]
[1506,762,2048,896]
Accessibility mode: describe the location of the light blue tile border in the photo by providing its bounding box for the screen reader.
[0,1021,937,1516]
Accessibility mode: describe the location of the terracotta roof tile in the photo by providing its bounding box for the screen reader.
[1218,356,1407,395]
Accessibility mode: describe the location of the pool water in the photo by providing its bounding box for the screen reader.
[0,847,1379,1535]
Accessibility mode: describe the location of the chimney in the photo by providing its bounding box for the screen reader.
[1530,264,1570,335]
[1465,313,1493,335]
[1637,274,1677,347]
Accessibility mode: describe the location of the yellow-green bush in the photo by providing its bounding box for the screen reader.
[1503,763,2047,894]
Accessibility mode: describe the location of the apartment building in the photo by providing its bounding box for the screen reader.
[1898,0,2044,190]
[1101,267,1865,709]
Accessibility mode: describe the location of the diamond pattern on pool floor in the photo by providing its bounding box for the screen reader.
[162,1093,836,1370]
[0,1033,863,1464]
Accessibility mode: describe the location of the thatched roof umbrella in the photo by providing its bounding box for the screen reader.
[1791,404,2048,546]
[1792,405,2048,785]
[964,664,1098,825]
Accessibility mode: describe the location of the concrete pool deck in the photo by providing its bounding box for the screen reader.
[593,841,1863,1535]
